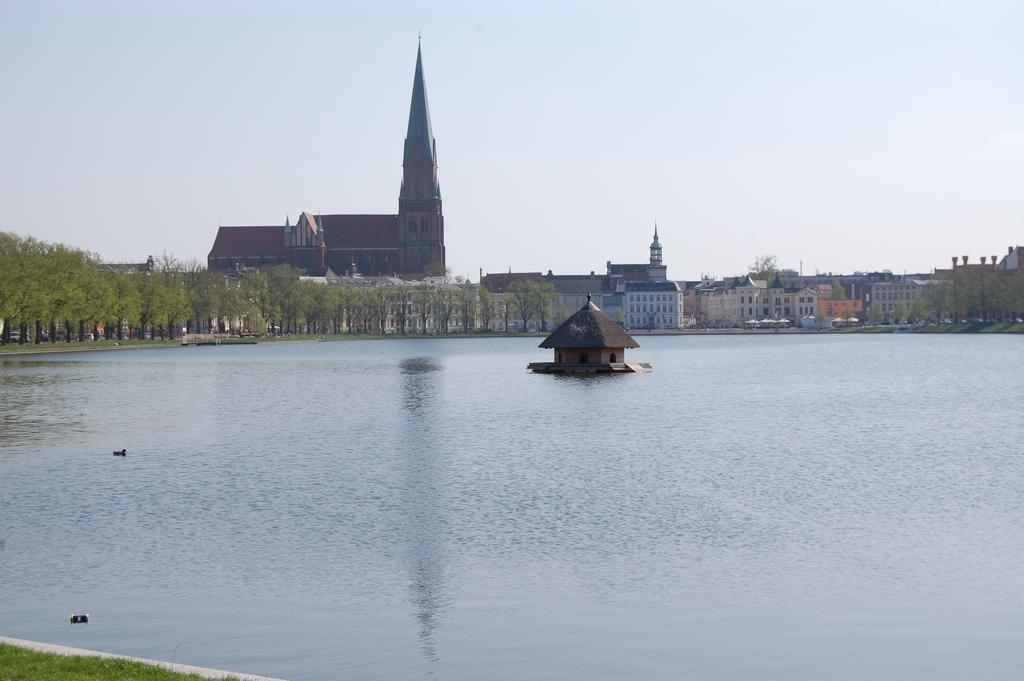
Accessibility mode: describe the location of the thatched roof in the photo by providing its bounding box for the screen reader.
[539,295,639,349]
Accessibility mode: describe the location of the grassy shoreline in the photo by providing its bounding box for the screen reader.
[0,642,245,680]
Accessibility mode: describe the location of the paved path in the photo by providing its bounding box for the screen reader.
[0,636,289,681]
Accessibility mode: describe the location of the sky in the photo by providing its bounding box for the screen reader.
[1,0,1022,281]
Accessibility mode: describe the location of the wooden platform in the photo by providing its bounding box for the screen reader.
[527,362,651,374]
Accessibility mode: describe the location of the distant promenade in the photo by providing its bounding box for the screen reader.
[2,323,1020,357]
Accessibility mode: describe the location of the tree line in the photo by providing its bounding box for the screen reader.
[922,265,1024,322]
[0,231,570,345]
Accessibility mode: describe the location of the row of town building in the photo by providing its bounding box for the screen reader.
[478,240,1024,331]
[197,43,1022,333]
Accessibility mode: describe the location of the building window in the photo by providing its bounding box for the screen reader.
[579,352,589,364]
[420,220,428,232]
[408,221,416,234]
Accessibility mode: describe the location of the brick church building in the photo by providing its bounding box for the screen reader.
[207,44,445,277]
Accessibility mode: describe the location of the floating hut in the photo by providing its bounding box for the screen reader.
[528,294,650,374]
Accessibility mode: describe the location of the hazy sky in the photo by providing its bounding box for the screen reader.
[2,0,1022,281]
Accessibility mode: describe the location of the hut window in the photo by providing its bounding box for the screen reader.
[579,352,589,364]
[557,352,563,363]
[610,352,617,362]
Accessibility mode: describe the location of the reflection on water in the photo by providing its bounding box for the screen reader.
[399,356,449,663]
[2,336,1024,681]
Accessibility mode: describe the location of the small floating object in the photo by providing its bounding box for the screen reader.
[70,613,89,624]
[528,293,651,374]
[112,449,127,456]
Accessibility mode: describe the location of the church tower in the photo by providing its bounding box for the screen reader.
[398,42,445,276]
[649,223,662,267]
[648,223,667,281]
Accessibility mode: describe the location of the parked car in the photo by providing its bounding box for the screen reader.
[143,332,152,340]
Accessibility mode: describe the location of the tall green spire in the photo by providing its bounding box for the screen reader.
[404,41,435,164]
[650,222,661,249]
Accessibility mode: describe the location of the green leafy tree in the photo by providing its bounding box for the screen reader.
[392,285,412,334]
[266,265,303,333]
[831,280,846,300]
[508,280,536,331]
[369,285,391,334]
[458,285,475,332]
[532,281,558,331]
[191,268,224,332]
[110,271,142,339]
[909,296,929,321]
[241,270,274,334]
[412,286,432,334]
[0,233,47,343]
[477,285,494,332]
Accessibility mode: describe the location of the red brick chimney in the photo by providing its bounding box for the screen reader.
[952,256,958,268]
[981,256,987,265]
[961,255,968,266]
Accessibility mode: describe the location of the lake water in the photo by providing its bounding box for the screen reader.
[2,334,1023,680]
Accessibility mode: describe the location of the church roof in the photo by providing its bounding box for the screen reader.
[404,43,435,164]
[623,280,680,292]
[480,272,545,294]
[208,225,285,258]
[545,273,616,295]
[607,263,650,279]
[320,214,400,249]
[539,296,639,349]
[300,211,319,234]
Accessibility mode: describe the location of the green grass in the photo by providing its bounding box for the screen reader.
[0,643,244,680]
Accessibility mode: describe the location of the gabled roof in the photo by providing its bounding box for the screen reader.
[623,280,680,292]
[208,225,284,258]
[480,272,545,293]
[299,211,319,234]
[608,263,649,275]
[727,275,765,289]
[320,214,399,249]
[545,274,615,295]
[539,297,639,349]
